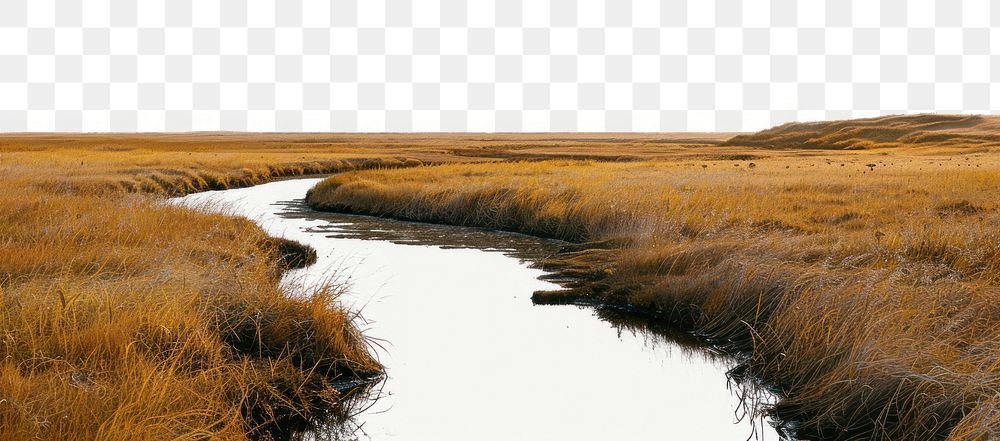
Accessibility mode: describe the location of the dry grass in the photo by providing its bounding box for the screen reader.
[6,117,1000,439]
[0,131,716,439]
[0,131,739,199]
[0,188,385,439]
[0,141,402,439]
[725,114,1000,151]
[306,118,1000,440]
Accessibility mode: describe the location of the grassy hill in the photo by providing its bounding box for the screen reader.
[725,114,1000,151]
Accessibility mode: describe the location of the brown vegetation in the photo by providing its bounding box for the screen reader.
[725,113,1000,151]
[0,139,401,439]
[0,130,715,439]
[6,116,1000,439]
[306,116,1000,440]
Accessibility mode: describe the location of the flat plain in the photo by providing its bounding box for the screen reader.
[2,114,998,440]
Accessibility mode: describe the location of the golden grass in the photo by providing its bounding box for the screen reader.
[6,117,1000,439]
[0,143,402,439]
[2,131,715,439]
[725,113,1000,151]
[307,146,1000,439]
[0,189,387,439]
[0,131,737,197]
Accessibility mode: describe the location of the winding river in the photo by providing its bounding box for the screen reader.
[176,178,779,441]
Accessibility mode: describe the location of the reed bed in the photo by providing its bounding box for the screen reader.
[307,153,1000,440]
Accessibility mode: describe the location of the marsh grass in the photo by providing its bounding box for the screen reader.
[5,122,1000,439]
[307,152,1000,440]
[0,130,728,439]
[0,141,411,439]
[0,187,386,439]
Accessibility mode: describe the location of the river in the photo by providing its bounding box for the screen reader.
[175,177,779,441]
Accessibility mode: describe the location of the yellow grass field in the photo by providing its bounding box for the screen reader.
[307,115,1000,440]
[0,131,717,439]
[3,114,999,439]
[0,142,411,439]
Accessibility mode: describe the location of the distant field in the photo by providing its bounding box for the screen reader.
[0,131,740,195]
[2,114,999,439]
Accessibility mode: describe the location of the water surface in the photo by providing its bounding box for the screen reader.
[176,178,778,441]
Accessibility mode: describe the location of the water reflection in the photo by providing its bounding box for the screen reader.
[274,199,565,264]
